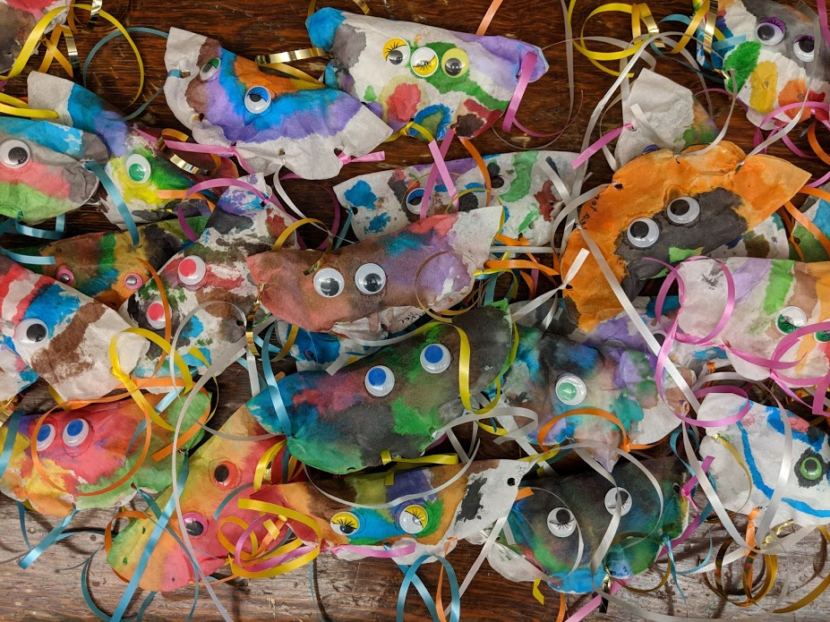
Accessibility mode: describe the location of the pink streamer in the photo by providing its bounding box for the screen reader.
[419,129,456,220]
[328,541,417,559]
[563,582,621,622]
[337,150,386,165]
[571,124,633,169]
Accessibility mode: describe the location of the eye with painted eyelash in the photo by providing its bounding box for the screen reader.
[383,38,409,65]
[756,16,786,46]
[330,511,360,535]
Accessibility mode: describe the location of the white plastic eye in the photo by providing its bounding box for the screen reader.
[666,197,700,225]
[420,343,451,374]
[547,507,576,538]
[365,365,395,397]
[55,266,75,285]
[36,423,55,452]
[626,218,660,249]
[441,47,469,78]
[755,18,785,46]
[354,263,386,295]
[604,487,632,516]
[177,256,207,287]
[777,306,807,334]
[794,36,816,62]
[125,154,152,184]
[183,512,207,537]
[383,38,410,66]
[62,418,90,448]
[123,273,144,290]
[554,373,587,406]
[244,86,271,114]
[330,511,360,536]
[398,504,428,534]
[405,188,424,214]
[1,140,30,168]
[199,57,221,80]
[14,319,48,344]
[313,267,345,298]
[145,299,166,330]
[410,47,439,77]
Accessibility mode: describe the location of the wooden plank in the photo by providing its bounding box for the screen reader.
[1,0,829,619]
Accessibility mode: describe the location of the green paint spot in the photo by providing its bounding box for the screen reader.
[723,41,761,93]
[499,151,538,203]
[762,260,795,315]
[611,394,644,428]
[422,42,507,110]
[668,246,703,263]
[681,123,716,147]
[516,208,539,233]
[391,397,440,436]
[364,85,377,102]
[0,182,74,222]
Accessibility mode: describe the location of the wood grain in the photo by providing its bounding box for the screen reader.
[1,0,829,620]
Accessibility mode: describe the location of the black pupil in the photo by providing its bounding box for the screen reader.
[757,24,776,41]
[445,58,463,75]
[185,518,204,536]
[555,509,571,524]
[388,50,403,64]
[249,91,264,102]
[670,200,689,216]
[320,278,340,296]
[59,273,71,283]
[214,464,230,482]
[654,333,666,345]
[408,193,422,206]
[629,221,649,239]
[341,523,356,534]
[507,477,516,486]
[9,146,27,165]
[26,323,47,342]
[798,37,815,53]
[362,273,383,292]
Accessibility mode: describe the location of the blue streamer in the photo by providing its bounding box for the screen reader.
[396,554,461,622]
[15,214,65,240]
[85,162,139,245]
[261,324,293,436]
[0,410,22,479]
[81,552,157,622]
[82,27,169,88]
[0,247,56,265]
[19,509,78,569]
[16,502,31,549]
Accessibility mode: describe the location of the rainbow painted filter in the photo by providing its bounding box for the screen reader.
[163,27,392,178]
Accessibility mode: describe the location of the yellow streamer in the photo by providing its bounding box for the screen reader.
[253,439,285,491]
[379,451,459,466]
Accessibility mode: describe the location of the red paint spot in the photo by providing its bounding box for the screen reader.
[408,212,458,237]
[179,258,197,277]
[147,301,165,323]
[387,83,422,123]
[535,180,558,221]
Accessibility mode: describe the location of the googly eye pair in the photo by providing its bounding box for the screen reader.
[14,319,48,345]
[313,264,386,298]
[35,418,90,452]
[125,154,152,184]
[625,196,700,249]
[554,374,587,406]
[776,306,830,341]
[1,140,30,168]
[329,505,427,537]
[408,46,468,78]
[604,487,632,516]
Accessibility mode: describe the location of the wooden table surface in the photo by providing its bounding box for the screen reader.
[2,0,830,620]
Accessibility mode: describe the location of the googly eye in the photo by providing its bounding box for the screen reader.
[398,504,428,534]
[145,299,166,330]
[123,273,144,291]
[14,319,48,345]
[183,512,207,537]
[546,507,576,538]
[55,266,75,286]
[383,38,410,65]
[441,47,469,78]
[796,451,826,483]
[244,86,271,114]
[313,267,344,298]
[199,57,221,81]
[410,47,438,77]
[354,263,386,295]
[794,36,815,63]
[330,511,360,536]
[604,487,632,516]
[816,328,830,342]
[365,365,395,397]
[756,18,785,45]
[554,373,587,406]
[666,196,700,225]
[776,306,807,334]
[125,154,152,184]
[36,423,55,452]
[0,139,30,168]
[420,343,451,374]
[405,188,424,214]
[62,418,89,448]
[177,256,207,287]
[211,461,239,488]
[626,218,660,249]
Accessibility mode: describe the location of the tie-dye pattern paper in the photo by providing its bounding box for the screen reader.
[307,8,548,140]
[676,256,830,382]
[0,390,210,516]
[699,392,830,526]
[0,256,147,401]
[718,0,829,128]
[248,205,502,339]
[559,142,810,332]
[334,150,577,245]
[488,457,688,593]
[0,116,107,224]
[163,27,392,179]
[252,305,513,474]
